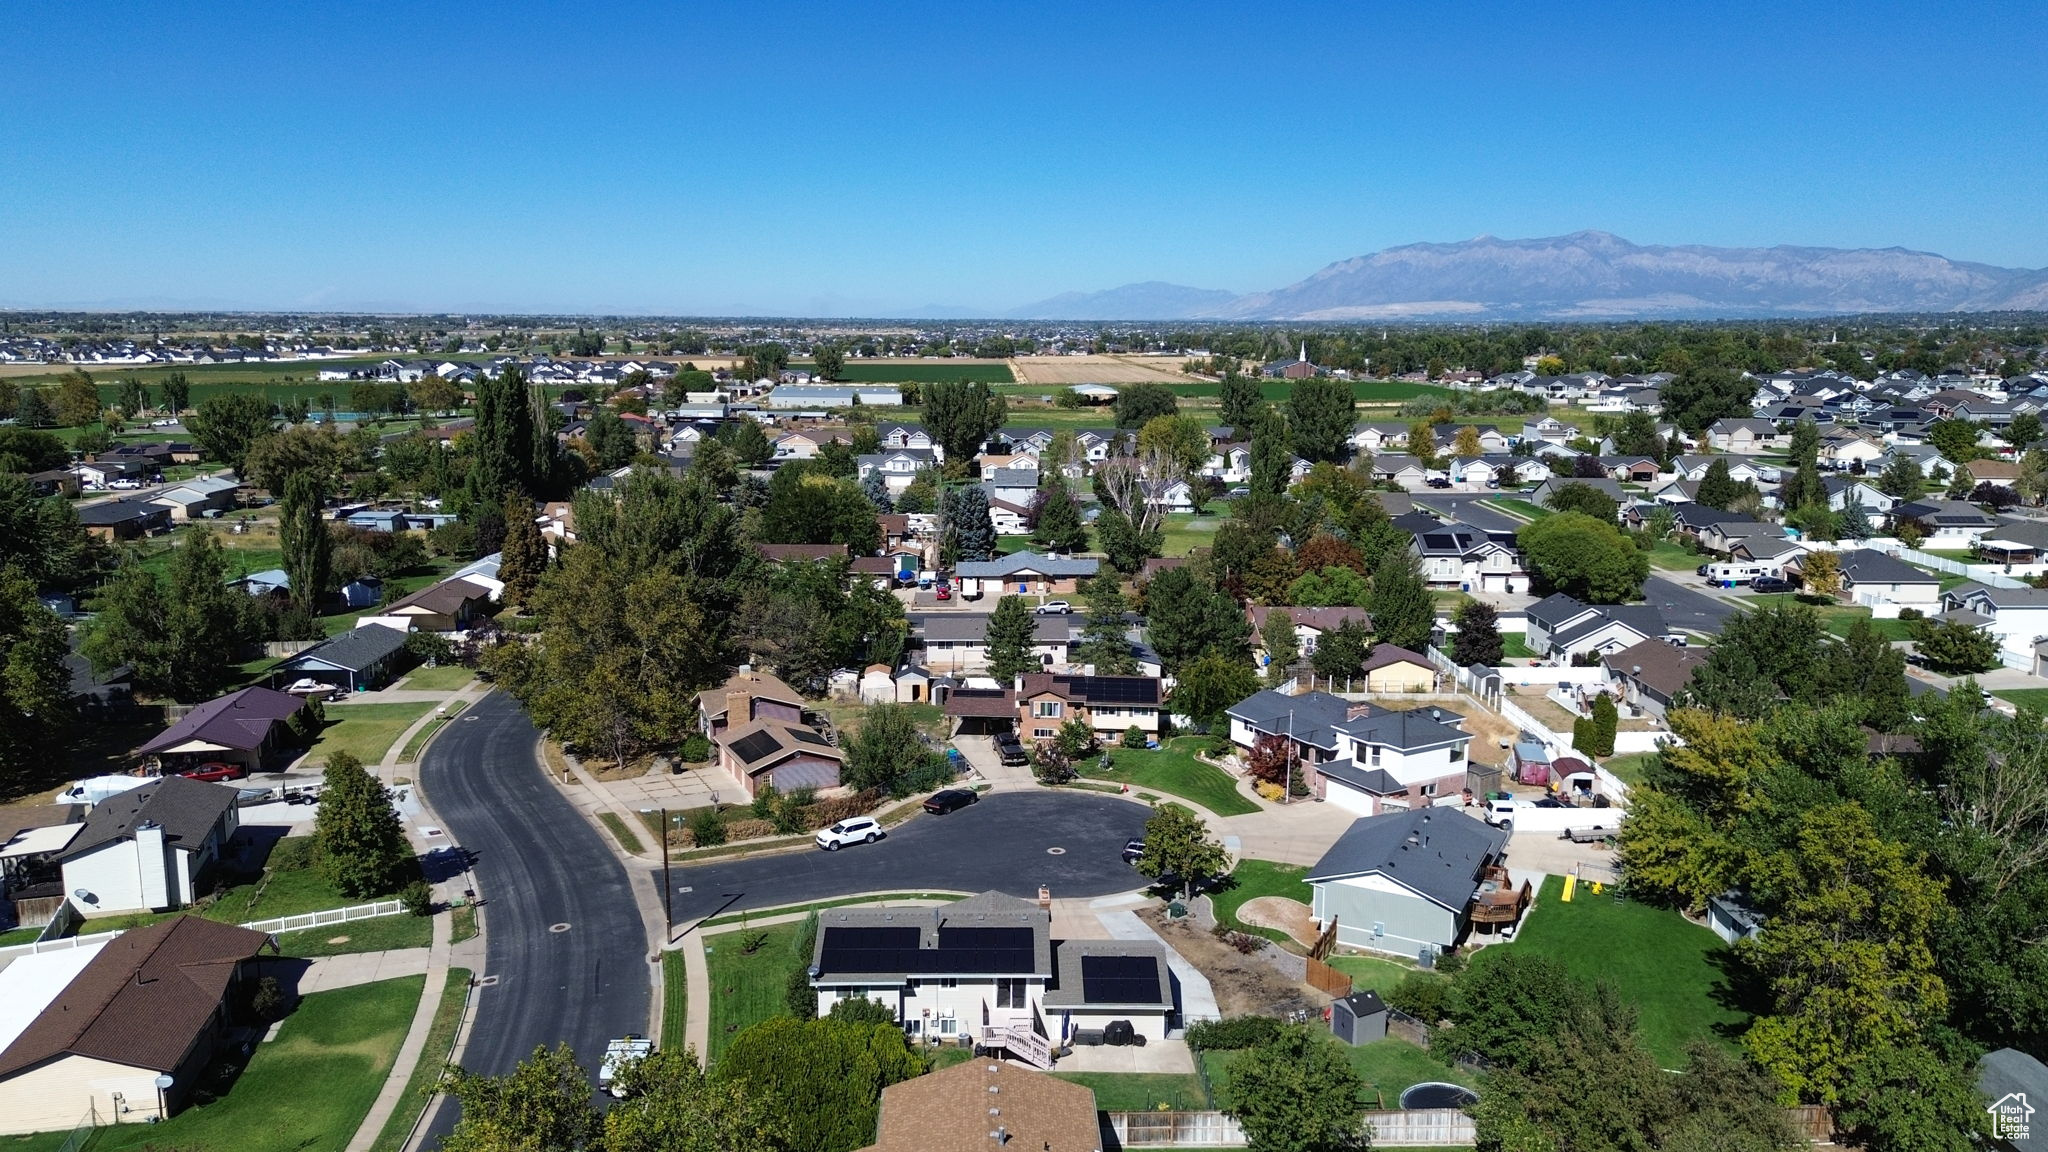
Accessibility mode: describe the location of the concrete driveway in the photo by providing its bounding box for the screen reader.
[952,732,1036,788]
[668,790,1151,923]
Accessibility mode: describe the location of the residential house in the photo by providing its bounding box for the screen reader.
[1364,455,1430,489]
[1526,477,1627,517]
[75,498,170,542]
[985,466,1040,508]
[271,624,412,694]
[810,891,1174,1060]
[135,686,309,774]
[1524,594,1672,659]
[1349,422,1412,455]
[1308,702,1471,815]
[1224,688,1355,769]
[1598,456,1663,483]
[1140,478,1197,514]
[1943,583,2048,667]
[1519,416,1579,444]
[1246,606,1372,666]
[58,778,241,917]
[1891,499,2000,544]
[1819,428,1886,472]
[919,614,1076,674]
[1410,521,1526,592]
[1973,517,2048,565]
[1822,476,1894,522]
[1602,638,1706,721]
[1357,644,1437,693]
[1727,534,1807,572]
[1201,442,1251,483]
[699,670,805,740]
[227,569,291,599]
[1445,455,1517,488]
[858,1060,1103,1152]
[1015,674,1163,743]
[1807,549,1943,611]
[147,477,240,522]
[717,718,843,797]
[953,552,1099,599]
[71,459,150,490]
[379,577,495,632]
[1706,418,1783,454]
[856,449,937,495]
[757,543,850,565]
[1306,808,1513,958]
[0,917,272,1134]
[876,422,938,456]
[1671,455,1768,484]
[987,499,1032,537]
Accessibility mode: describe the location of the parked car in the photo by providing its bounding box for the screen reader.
[935,585,952,601]
[923,788,978,814]
[1121,838,1146,864]
[1035,600,1072,615]
[1752,577,1794,594]
[1695,563,1712,577]
[994,733,1029,766]
[109,478,142,490]
[1427,477,1452,489]
[815,816,883,851]
[1227,485,1250,497]
[180,762,247,783]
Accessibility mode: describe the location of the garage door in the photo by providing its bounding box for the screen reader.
[1324,777,1377,817]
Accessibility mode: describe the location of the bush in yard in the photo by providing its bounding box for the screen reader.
[686,807,727,848]
[1185,1015,1285,1052]
[1384,971,1453,1024]
[405,631,455,666]
[1225,1026,1368,1152]
[842,703,951,797]
[784,965,816,1019]
[1898,606,1924,621]
[678,733,711,763]
[252,975,286,1022]
[722,818,776,842]
[1054,716,1097,759]
[712,1016,926,1152]
[1032,741,1075,785]
[1590,692,1618,757]
[401,879,434,917]
[1121,725,1147,749]
[750,783,779,820]
[826,997,897,1026]
[313,750,418,899]
[802,792,880,830]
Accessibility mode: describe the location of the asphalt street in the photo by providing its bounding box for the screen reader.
[1645,574,1740,634]
[418,691,650,1142]
[669,790,1151,924]
[1410,493,1526,536]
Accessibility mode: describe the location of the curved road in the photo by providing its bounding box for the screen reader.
[417,692,651,1145]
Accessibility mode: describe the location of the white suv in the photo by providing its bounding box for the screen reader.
[815,817,882,851]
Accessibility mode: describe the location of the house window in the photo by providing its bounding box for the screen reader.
[1450,744,1465,762]
[1368,745,1381,766]
[937,1016,956,1035]
[940,978,958,988]
[1033,727,1054,739]
[1421,782,1438,797]
[1034,701,1063,719]
[995,979,1027,1009]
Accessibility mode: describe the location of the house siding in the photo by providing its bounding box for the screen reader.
[1312,874,1459,959]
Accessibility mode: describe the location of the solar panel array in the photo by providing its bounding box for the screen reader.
[726,730,783,764]
[1057,676,1159,706]
[818,925,1037,975]
[1079,955,1161,1004]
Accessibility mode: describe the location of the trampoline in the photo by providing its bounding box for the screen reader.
[1400,1082,1479,1109]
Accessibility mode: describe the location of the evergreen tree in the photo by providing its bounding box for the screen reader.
[1248,409,1294,498]
[1286,376,1355,463]
[859,469,892,511]
[312,750,416,898]
[1697,457,1740,510]
[942,485,997,563]
[985,595,1038,683]
[1073,579,1138,674]
[723,418,772,468]
[1366,549,1434,652]
[0,567,73,795]
[1876,451,1925,499]
[1260,609,1299,682]
[85,530,252,703]
[279,470,331,613]
[497,496,546,609]
[1450,598,1504,666]
[1143,567,1250,672]
[1030,473,1089,553]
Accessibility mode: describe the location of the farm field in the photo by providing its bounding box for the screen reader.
[794,359,1015,384]
[1012,354,1196,385]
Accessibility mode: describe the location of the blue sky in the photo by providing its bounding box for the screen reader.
[2,0,2042,316]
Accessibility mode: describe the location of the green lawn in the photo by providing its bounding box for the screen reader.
[807,361,1015,384]
[1325,952,1430,993]
[1643,539,1700,572]
[1050,1071,1209,1111]
[0,926,42,947]
[88,975,422,1152]
[77,837,405,935]
[1473,875,1746,1063]
[396,700,467,762]
[304,701,436,766]
[1158,513,1223,558]
[598,811,646,855]
[1602,752,1659,788]
[661,950,688,1051]
[368,968,472,1152]
[1077,736,1257,816]
[1485,498,1550,521]
[273,911,432,956]
[398,664,476,692]
[704,922,806,1063]
[1211,859,1312,943]
[1739,594,1915,640]
[1995,688,2048,713]
[1501,633,1536,660]
[1205,1038,1471,1111]
[451,903,478,944]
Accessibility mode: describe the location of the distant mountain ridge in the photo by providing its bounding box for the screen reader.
[1007,231,2048,321]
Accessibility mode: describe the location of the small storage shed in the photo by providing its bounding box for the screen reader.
[1331,989,1389,1045]
[1511,739,1553,786]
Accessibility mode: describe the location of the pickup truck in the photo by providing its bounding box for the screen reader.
[1483,798,1623,836]
[598,1036,654,1098]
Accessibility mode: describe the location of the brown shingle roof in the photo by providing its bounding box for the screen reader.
[1247,605,1373,635]
[0,916,270,1078]
[388,576,493,615]
[701,670,805,722]
[1358,643,1432,675]
[1602,638,1707,699]
[943,688,1016,718]
[57,776,239,863]
[863,1059,1101,1152]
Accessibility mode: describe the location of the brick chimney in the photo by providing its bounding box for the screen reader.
[1346,700,1377,720]
[1037,886,1052,911]
[727,690,753,727]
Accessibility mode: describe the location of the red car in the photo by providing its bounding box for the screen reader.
[935,585,952,601]
[180,762,247,783]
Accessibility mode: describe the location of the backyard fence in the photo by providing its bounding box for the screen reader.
[1386,1005,1434,1048]
[241,899,405,935]
[1890,546,2026,589]
[1104,1108,1475,1147]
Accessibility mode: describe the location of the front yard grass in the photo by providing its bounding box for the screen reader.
[1995,688,2048,713]
[77,836,406,936]
[367,968,472,1152]
[398,664,476,692]
[1472,875,1746,1064]
[273,911,432,957]
[1210,859,1312,944]
[88,975,422,1152]
[1739,594,1915,640]
[1076,736,1257,816]
[1050,1071,1209,1111]
[661,950,688,1050]
[597,811,646,855]
[1485,498,1550,521]
[1324,951,1431,993]
[304,701,437,766]
[704,922,805,1064]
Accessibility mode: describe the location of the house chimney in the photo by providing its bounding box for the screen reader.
[1038,886,1052,911]
[727,690,753,726]
[1346,701,1375,720]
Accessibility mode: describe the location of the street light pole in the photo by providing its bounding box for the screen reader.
[659,806,672,941]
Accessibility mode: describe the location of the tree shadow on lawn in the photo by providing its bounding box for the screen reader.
[1703,939,1770,1043]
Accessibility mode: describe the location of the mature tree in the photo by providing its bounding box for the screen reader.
[811,344,845,381]
[1225,1026,1368,1152]
[1832,1044,1981,1152]
[187,393,276,477]
[1287,376,1356,463]
[1696,457,1741,511]
[1168,653,1260,733]
[84,530,252,703]
[1662,365,1752,432]
[760,465,881,555]
[1287,565,1370,608]
[0,568,72,795]
[1543,480,1619,522]
[1450,598,1504,666]
[279,470,332,613]
[1441,951,1595,1067]
[1094,507,1164,575]
[938,485,995,564]
[922,380,1008,460]
[1972,481,2021,511]
[585,408,639,471]
[1260,609,1299,681]
[1136,803,1230,898]
[1113,381,1178,429]
[1073,579,1138,675]
[984,595,1038,684]
[498,497,546,610]
[1914,617,1998,673]
[840,703,951,797]
[1029,473,1088,553]
[407,373,463,415]
[1309,619,1372,679]
[1944,462,1976,501]
[1928,418,1986,465]
[1295,533,1365,577]
[12,389,54,428]
[1451,424,1484,459]
[1218,372,1264,430]
[1517,512,1649,604]
[1612,409,1668,459]
[1800,549,1841,598]
[439,1044,600,1152]
[244,422,348,494]
[723,417,773,468]
[1248,410,1294,498]
[858,468,892,511]
[1144,567,1250,672]
[602,1046,789,1152]
[1876,451,1926,499]
[1138,413,1211,476]
[312,750,415,898]
[115,377,151,420]
[160,371,191,414]
[0,474,98,589]
[713,1015,925,1152]
[1681,603,1831,719]
[1403,418,1439,468]
[0,426,71,474]
[1366,550,1434,652]
[1740,802,1950,1104]
[54,370,101,427]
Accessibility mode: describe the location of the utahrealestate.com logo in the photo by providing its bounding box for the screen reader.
[1989,1091,2034,1143]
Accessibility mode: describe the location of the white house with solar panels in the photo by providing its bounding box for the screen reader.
[807,891,1175,1065]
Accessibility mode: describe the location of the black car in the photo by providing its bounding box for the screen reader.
[1695,563,1711,577]
[1752,576,1794,594]
[994,734,1029,766]
[923,788,978,815]
[1121,838,1146,864]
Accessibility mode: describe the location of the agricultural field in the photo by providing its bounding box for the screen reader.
[1012,354,1196,385]
[794,359,1015,384]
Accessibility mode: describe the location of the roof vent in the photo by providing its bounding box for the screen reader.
[992,1127,1010,1145]
[988,1085,1000,1094]
[989,1107,1001,1116]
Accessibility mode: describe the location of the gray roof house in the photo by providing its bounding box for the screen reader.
[1224,689,1357,764]
[1980,1047,2047,1152]
[1826,549,1942,607]
[1307,808,1511,958]
[58,777,242,915]
[1525,594,1672,658]
[273,623,413,693]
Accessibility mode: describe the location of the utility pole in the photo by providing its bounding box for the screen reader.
[659,807,673,941]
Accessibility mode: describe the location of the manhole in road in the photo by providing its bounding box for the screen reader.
[549,922,572,933]
[1046,847,1067,856]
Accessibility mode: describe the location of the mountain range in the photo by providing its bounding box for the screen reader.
[1006,231,2048,321]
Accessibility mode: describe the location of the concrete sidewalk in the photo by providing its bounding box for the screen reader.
[344,910,455,1152]
[298,945,431,993]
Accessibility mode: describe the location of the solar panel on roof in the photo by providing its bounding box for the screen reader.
[727,730,782,764]
[818,925,922,974]
[1060,676,1158,706]
[1079,955,1161,1005]
[934,926,1037,973]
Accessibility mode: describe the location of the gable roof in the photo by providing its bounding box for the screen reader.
[701,670,805,721]
[1246,605,1372,636]
[954,551,1099,579]
[57,776,239,863]
[387,576,494,615]
[1336,701,1467,752]
[1834,549,1939,586]
[721,719,843,773]
[1016,673,1161,708]
[1357,643,1433,676]
[136,686,306,756]
[757,542,850,564]
[1224,688,1355,751]
[1307,808,1509,911]
[280,623,409,674]
[0,916,270,1078]
[1602,638,1706,699]
[863,1056,1101,1152]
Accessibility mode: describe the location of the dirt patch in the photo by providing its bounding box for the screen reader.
[1140,907,1323,1018]
[1236,897,1315,946]
[326,935,349,945]
[1013,355,1196,385]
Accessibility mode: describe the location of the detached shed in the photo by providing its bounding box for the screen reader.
[1330,989,1388,1045]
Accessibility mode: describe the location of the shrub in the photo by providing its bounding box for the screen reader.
[1383,972,1452,1024]
[1255,781,1284,801]
[1186,1015,1286,1052]
[722,818,776,842]
[252,976,285,1022]
[804,792,880,830]
[827,996,898,1026]
[404,631,455,665]
[1121,725,1148,749]
[751,783,779,820]
[1898,606,1924,621]
[400,879,433,917]
[678,733,711,763]
[686,807,726,847]
[784,964,817,1019]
